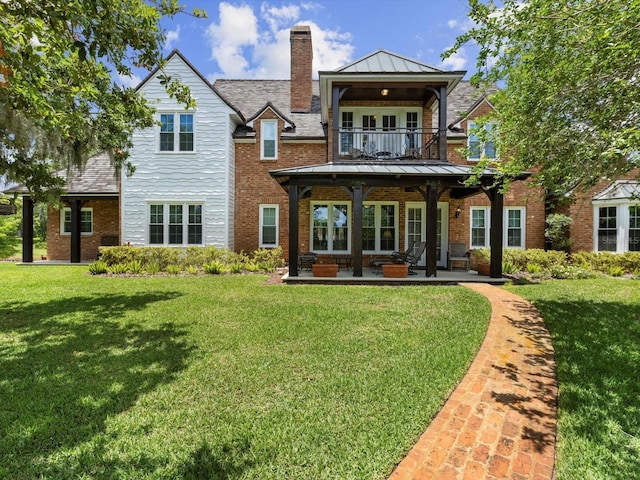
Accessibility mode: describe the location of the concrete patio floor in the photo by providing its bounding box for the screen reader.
[284,268,508,286]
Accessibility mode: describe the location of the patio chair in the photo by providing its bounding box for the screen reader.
[390,241,417,264]
[447,242,470,271]
[404,241,427,274]
[298,251,317,272]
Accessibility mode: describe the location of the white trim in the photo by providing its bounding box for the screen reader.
[309,201,352,253]
[157,111,196,153]
[592,202,640,252]
[362,201,400,254]
[470,206,490,248]
[60,207,93,236]
[146,201,204,246]
[505,207,526,249]
[259,204,279,248]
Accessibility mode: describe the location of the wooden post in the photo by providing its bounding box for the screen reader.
[438,85,448,161]
[489,186,504,278]
[21,196,34,263]
[352,183,363,277]
[288,184,300,276]
[426,182,438,277]
[70,199,82,263]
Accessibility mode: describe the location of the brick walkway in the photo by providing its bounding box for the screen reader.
[389,283,557,480]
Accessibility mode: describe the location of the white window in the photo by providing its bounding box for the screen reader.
[470,207,490,248]
[469,206,525,249]
[593,204,640,252]
[261,120,278,160]
[259,204,279,247]
[159,113,194,152]
[148,203,203,246]
[467,121,496,161]
[505,207,526,249]
[311,202,350,253]
[61,208,93,235]
[362,202,398,252]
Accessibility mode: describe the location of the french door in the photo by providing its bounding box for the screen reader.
[406,202,449,267]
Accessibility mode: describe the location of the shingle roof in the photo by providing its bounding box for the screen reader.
[214,80,324,138]
[5,152,119,195]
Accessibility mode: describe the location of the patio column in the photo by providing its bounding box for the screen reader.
[21,196,34,263]
[488,186,504,278]
[332,85,340,161]
[438,85,447,161]
[352,183,363,277]
[70,198,83,263]
[288,183,300,276]
[426,182,438,277]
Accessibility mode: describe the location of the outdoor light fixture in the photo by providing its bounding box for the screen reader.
[380,88,389,96]
[455,205,462,218]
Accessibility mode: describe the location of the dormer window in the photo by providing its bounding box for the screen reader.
[467,121,496,161]
[261,120,278,160]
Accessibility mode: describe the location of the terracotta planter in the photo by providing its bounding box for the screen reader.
[382,263,409,278]
[476,263,490,276]
[312,263,338,277]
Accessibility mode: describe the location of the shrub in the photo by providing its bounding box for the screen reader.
[127,260,144,274]
[608,265,624,277]
[98,246,137,266]
[502,261,516,274]
[203,261,226,274]
[251,247,285,271]
[88,260,108,275]
[545,213,573,251]
[185,265,199,275]
[165,264,182,275]
[526,263,542,274]
[229,262,243,274]
[145,262,161,275]
[109,263,129,274]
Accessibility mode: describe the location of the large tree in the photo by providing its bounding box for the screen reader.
[0,1,205,201]
[447,0,640,197]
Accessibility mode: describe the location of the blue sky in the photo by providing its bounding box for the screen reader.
[123,0,478,86]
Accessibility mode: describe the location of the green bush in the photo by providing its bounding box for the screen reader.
[545,213,573,251]
[109,263,129,274]
[203,261,226,274]
[526,263,542,274]
[165,264,182,275]
[145,262,161,275]
[251,247,285,271]
[185,265,199,275]
[88,260,108,275]
[571,251,640,275]
[127,260,144,274]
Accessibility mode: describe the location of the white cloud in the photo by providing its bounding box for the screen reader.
[205,2,260,78]
[447,16,475,32]
[441,46,467,71]
[204,2,354,79]
[165,25,181,51]
[117,72,142,88]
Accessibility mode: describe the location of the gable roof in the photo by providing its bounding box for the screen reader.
[136,50,245,122]
[336,50,445,74]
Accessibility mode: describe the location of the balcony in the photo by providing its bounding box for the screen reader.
[333,128,442,162]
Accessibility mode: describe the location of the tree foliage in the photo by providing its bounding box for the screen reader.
[0,0,205,201]
[446,0,640,195]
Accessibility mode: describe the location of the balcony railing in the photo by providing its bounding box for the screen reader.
[334,128,442,161]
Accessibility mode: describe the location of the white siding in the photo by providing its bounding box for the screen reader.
[122,55,237,248]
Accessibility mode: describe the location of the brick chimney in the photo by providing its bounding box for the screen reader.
[290,25,313,113]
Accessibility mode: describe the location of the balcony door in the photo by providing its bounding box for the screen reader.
[406,202,449,268]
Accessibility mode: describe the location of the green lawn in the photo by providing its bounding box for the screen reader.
[508,280,640,479]
[0,264,490,479]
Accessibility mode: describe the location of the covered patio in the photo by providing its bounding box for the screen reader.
[271,161,528,279]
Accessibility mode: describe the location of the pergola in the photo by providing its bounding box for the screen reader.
[270,161,528,278]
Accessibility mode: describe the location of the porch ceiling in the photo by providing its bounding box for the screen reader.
[269,161,527,192]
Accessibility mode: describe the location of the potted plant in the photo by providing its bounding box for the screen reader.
[470,248,491,276]
[382,263,409,278]
[312,262,338,277]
